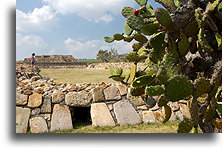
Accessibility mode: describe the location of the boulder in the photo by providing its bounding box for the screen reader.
[52,90,65,103]
[91,103,115,126]
[16,107,31,133]
[103,86,121,101]
[27,93,42,108]
[113,100,142,125]
[92,87,105,102]
[65,91,92,107]
[116,84,128,96]
[142,111,156,123]
[16,93,28,106]
[51,104,73,131]
[153,111,164,122]
[41,96,52,113]
[127,94,145,106]
[29,117,48,133]
[179,103,191,119]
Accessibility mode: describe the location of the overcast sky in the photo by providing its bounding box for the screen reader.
[16,0,161,60]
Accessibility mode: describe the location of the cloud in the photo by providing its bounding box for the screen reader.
[43,0,135,23]
[64,37,134,59]
[16,33,47,60]
[16,5,57,32]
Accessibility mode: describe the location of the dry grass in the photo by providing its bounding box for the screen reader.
[40,68,116,84]
[51,122,180,133]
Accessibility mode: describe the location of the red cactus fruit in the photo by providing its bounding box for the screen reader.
[133,9,140,16]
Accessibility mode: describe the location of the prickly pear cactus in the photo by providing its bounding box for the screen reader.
[105,0,222,133]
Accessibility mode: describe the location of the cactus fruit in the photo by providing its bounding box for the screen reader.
[145,85,165,96]
[155,8,173,28]
[149,31,165,50]
[143,95,157,108]
[113,33,124,41]
[104,37,114,43]
[158,95,169,107]
[133,9,140,16]
[193,77,212,98]
[122,7,134,18]
[212,119,222,129]
[177,118,193,133]
[127,15,144,30]
[215,33,221,49]
[124,21,133,36]
[165,76,193,102]
[140,22,160,36]
[131,75,155,88]
[134,33,148,44]
[128,63,137,84]
[163,104,172,123]
[178,31,190,57]
[132,43,143,51]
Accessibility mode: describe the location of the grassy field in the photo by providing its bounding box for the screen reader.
[50,122,180,133]
[40,68,115,84]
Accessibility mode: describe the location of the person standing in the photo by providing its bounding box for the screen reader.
[30,53,37,69]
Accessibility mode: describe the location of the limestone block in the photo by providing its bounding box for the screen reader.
[91,103,115,126]
[116,84,128,96]
[153,111,164,122]
[51,104,73,131]
[175,110,184,121]
[41,96,52,113]
[16,93,28,106]
[29,117,48,133]
[92,87,105,102]
[31,108,40,116]
[52,90,65,103]
[179,103,191,119]
[103,86,121,101]
[16,107,31,133]
[65,91,92,107]
[27,93,42,108]
[142,111,156,123]
[113,100,142,125]
[127,94,145,106]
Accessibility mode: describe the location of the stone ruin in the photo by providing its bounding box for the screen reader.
[16,63,191,133]
[23,55,76,63]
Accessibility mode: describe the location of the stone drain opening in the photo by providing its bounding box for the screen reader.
[70,107,92,127]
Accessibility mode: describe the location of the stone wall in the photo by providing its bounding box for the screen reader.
[16,64,191,133]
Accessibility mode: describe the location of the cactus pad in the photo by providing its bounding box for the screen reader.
[113,33,124,41]
[178,31,190,57]
[155,8,173,28]
[163,104,172,123]
[177,118,193,133]
[104,37,114,43]
[127,15,144,30]
[140,22,160,36]
[126,51,147,62]
[132,43,143,51]
[124,21,133,36]
[134,34,148,44]
[128,63,137,84]
[149,31,165,50]
[165,76,193,102]
[131,75,155,88]
[135,0,148,6]
[145,85,165,96]
[122,7,134,18]
[193,77,212,98]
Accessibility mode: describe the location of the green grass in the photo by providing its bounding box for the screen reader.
[40,68,116,84]
[50,122,180,133]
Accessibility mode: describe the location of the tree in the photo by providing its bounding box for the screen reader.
[96,48,119,62]
[105,0,222,133]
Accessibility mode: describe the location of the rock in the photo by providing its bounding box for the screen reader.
[91,103,116,126]
[29,117,48,133]
[169,111,177,121]
[153,111,164,122]
[137,105,149,110]
[113,100,142,125]
[144,96,157,108]
[127,94,145,106]
[23,90,33,95]
[179,103,191,119]
[150,103,160,111]
[51,104,73,131]
[92,87,105,102]
[44,114,51,121]
[52,90,65,103]
[169,102,180,111]
[103,86,121,101]
[31,108,41,116]
[16,107,31,133]
[41,96,52,113]
[175,110,184,121]
[34,87,44,94]
[116,84,128,96]
[27,93,42,108]
[65,91,92,107]
[142,111,156,123]
[16,93,28,106]
[31,76,41,82]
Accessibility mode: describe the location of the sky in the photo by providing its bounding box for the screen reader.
[16,0,162,60]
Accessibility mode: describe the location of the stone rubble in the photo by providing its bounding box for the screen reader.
[16,63,191,133]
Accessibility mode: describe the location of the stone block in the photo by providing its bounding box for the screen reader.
[92,87,105,102]
[52,90,65,103]
[127,94,145,106]
[51,104,73,131]
[153,111,164,122]
[113,100,142,125]
[91,103,115,126]
[29,117,48,133]
[16,93,28,106]
[16,107,31,133]
[103,86,121,101]
[27,93,42,108]
[65,91,92,107]
[116,84,128,96]
[142,111,156,123]
[179,103,191,119]
[41,96,52,113]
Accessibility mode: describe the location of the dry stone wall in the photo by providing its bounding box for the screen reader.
[16,64,191,133]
